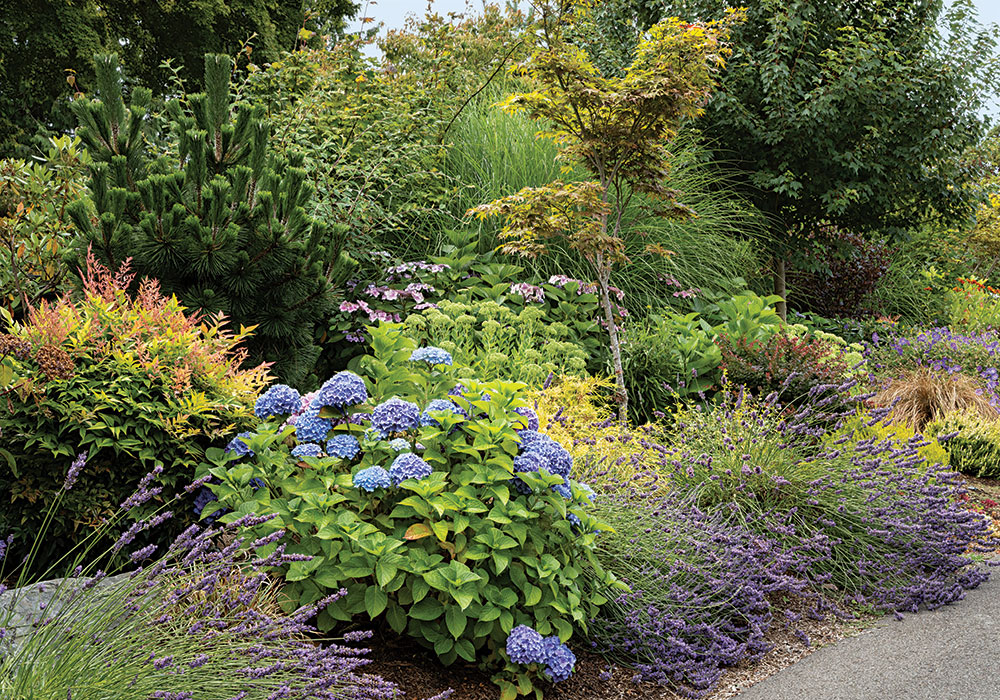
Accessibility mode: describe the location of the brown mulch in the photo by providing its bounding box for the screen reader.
[365,592,875,700]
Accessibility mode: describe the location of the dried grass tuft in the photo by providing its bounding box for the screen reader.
[874,369,999,430]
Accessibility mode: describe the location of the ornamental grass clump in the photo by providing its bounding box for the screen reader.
[0,456,398,700]
[872,368,999,430]
[197,324,614,697]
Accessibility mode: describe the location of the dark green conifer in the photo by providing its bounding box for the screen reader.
[67,54,345,383]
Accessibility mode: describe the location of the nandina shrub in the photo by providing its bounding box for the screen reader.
[199,323,613,695]
[717,331,850,404]
[0,253,269,571]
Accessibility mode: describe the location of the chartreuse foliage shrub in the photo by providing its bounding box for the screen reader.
[198,323,615,697]
[0,254,268,571]
[926,410,1000,479]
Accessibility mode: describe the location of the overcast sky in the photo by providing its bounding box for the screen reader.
[351,0,1000,35]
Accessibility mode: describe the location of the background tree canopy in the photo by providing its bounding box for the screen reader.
[611,0,1000,316]
[0,0,358,155]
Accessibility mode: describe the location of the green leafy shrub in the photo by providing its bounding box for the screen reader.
[404,299,589,387]
[0,136,89,320]
[329,230,616,376]
[198,323,613,692]
[66,53,343,384]
[926,410,1000,478]
[0,254,269,571]
[621,312,721,422]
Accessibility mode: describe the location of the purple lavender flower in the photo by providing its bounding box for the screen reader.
[254,384,302,419]
[353,466,392,492]
[388,452,432,486]
[63,451,87,491]
[371,397,420,436]
[291,443,323,458]
[326,434,361,460]
[506,625,546,664]
[315,371,368,409]
[410,346,453,366]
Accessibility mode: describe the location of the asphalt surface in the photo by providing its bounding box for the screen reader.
[737,563,1000,700]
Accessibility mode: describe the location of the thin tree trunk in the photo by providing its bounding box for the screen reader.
[773,256,787,321]
[597,267,628,425]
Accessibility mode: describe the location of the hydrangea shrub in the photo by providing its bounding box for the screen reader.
[198,323,613,694]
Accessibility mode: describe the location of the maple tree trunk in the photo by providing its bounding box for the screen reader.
[773,256,787,321]
[597,268,628,425]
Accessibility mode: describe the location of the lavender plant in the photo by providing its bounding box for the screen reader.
[575,384,996,697]
[197,324,614,697]
[0,455,399,700]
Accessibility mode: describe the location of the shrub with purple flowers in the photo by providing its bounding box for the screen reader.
[198,323,612,696]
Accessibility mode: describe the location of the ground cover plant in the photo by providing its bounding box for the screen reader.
[0,253,269,573]
[197,324,614,698]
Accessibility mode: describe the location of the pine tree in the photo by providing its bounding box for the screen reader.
[67,54,345,383]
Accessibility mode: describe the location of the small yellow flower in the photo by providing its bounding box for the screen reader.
[355,74,366,83]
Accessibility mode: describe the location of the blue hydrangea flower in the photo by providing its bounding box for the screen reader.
[517,430,550,451]
[315,371,368,409]
[192,486,218,516]
[420,398,465,426]
[254,384,302,419]
[513,406,539,431]
[447,383,467,397]
[225,432,255,457]
[388,438,412,452]
[294,413,333,443]
[389,452,433,486]
[506,625,546,665]
[410,346,453,366]
[353,466,391,492]
[578,482,596,505]
[371,397,420,436]
[529,440,573,478]
[567,512,582,530]
[541,637,576,682]
[551,481,572,499]
[511,452,547,496]
[326,434,361,460]
[291,443,323,458]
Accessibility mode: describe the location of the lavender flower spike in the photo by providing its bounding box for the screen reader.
[63,452,88,491]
